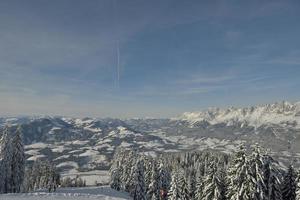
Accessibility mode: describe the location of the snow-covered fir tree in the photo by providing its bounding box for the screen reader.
[227,145,256,200]
[0,127,13,193]
[144,157,152,193]
[178,168,189,200]
[187,168,197,199]
[195,168,204,200]
[249,145,266,200]
[168,168,181,200]
[10,126,25,193]
[263,155,282,200]
[147,162,160,200]
[282,165,297,200]
[158,161,170,199]
[201,163,226,200]
[110,159,122,191]
[124,151,137,192]
[132,158,146,200]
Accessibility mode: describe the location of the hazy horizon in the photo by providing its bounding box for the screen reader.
[1,0,300,118]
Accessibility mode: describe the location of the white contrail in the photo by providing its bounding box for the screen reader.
[117,40,120,88]
[113,0,120,89]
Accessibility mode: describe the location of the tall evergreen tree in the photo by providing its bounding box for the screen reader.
[202,163,226,200]
[227,145,255,200]
[10,126,25,193]
[158,161,170,200]
[178,168,189,200]
[0,127,13,193]
[168,168,181,200]
[147,162,160,200]
[110,159,122,191]
[188,168,197,199]
[250,145,266,200]
[195,167,204,200]
[132,158,146,200]
[123,151,136,192]
[282,165,297,200]
[263,155,282,200]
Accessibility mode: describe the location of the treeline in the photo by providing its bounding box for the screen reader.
[110,146,300,200]
[23,159,60,192]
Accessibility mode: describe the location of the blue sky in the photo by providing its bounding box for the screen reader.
[0,0,300,118]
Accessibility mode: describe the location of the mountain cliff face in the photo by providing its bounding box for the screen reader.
[0,101,300,175]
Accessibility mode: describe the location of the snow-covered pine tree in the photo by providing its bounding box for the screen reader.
[178,168,189,200]
[201,163,226,200]
[158,161,170,200]
[195,166,204,200]
[227,145,255,200]
[110,148,121,190]
[249,145,266,200]
[147,162,160,200]
[132,158,146,200]
[187,168,197,199]
[0,127,13,193]
[123,150,136,192]
[282,165,297,200]
[263,155,282,200]
[110,159,122,191]
[168,168,181,200]
[10,126,25,193]
[144,157,152,192]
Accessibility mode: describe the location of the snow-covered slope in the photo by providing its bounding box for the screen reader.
[177,101,300,128]
[1,100,300,175]
[0,186,131,200]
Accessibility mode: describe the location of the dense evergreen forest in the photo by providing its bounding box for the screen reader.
[110,146,300,200]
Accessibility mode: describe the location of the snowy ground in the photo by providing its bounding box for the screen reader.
[0,186,131,200]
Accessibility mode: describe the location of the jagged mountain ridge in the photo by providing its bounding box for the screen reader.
[177,101,300,128]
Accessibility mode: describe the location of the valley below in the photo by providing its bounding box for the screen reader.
[1,101,300,179]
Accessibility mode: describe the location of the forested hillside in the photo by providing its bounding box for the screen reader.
[110,146,300,200]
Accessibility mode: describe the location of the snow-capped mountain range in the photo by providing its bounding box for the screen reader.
[0,101,300,177]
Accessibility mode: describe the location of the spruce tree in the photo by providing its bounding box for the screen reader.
[132,158,146,200]
[202,163,226,200]
[147,162,160,200]
[158,161,170,199]
[168,168,181,200]
[227,145,255,200]
[188,168,197,199]
[195,167,204,200]
[178,168,189,200]
[282,165,297,200]
[11,126,25,193]
[249,145,266,200]
[110,160,122,191]
[263,155,282,200]
[0,127,13,193]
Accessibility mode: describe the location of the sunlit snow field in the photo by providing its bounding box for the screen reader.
[0,186,131,200]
